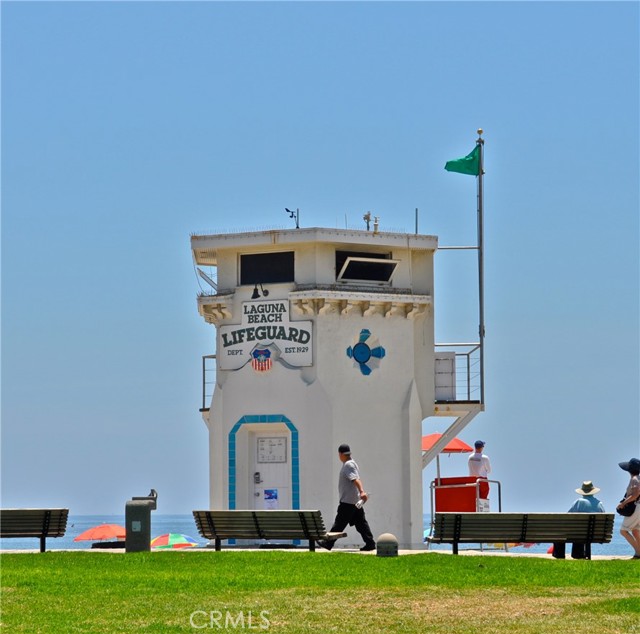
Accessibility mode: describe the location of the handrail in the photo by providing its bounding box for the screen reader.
[201,354,216,412]
[435,343,482,402]
[430,478,502,512]
[424,478,508,550]
[426,478,503,544]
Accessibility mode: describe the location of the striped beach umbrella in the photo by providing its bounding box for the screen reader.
[150,533,199,549]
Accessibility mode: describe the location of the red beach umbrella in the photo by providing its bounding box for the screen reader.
[421,433,473,453]
[74,524,126,542]
[421,433,474,481]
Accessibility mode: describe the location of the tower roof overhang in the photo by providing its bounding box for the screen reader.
[191,227,438,266]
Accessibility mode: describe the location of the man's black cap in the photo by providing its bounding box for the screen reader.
[338,444,351,455]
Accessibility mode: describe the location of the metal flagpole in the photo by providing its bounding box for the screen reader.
[476,129,485,405]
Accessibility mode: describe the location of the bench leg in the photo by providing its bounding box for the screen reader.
[215,538,221,552]
[453,541,459,555]
[40,536,46,553]
[309,540,316,552]
[585,543,592,560]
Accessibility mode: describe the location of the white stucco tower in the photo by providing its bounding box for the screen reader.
[191,226,475,548]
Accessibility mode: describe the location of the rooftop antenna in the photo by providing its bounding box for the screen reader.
[285,208,299,229]
[363,211,372,231]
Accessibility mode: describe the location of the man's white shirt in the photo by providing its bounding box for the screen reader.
[468,451,491,478]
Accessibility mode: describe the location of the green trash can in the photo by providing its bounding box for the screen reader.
[125,489,157,553]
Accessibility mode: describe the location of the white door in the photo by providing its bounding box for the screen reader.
[249,433,291,510]
[435,352,456,401]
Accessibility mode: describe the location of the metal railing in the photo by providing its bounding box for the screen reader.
[435,343,482,403]
[428,478,503,518]
[425,478,504,550]
[200,354,216,412]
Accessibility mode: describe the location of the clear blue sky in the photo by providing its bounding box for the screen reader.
[2,1,638,516]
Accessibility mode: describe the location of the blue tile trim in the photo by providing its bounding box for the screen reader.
[228,415,300,511]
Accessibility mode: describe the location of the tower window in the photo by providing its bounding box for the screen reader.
[336,251,398,284]
[240,251,295,285]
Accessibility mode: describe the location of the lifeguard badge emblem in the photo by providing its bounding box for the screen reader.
[346,329,386,376]
[251,348,272,373]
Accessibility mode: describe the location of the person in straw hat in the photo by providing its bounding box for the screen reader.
[552,481,605,559]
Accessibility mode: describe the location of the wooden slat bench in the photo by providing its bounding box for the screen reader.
[429,512,614,558]
[0,509,69,553]
[193,510,346,551]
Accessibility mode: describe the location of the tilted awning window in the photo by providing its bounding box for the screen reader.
[337,256,399,284]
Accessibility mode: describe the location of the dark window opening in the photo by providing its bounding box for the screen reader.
[335,251,398,284]
[240,252,295,285]
[336,250,388,272]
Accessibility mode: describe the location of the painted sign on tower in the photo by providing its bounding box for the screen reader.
[219,300,313,370]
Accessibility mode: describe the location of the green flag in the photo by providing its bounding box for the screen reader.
[444,144,480,176]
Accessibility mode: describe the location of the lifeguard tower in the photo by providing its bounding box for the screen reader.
[191,225,484,548]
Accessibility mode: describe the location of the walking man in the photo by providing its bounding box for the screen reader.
[318,444,376,552]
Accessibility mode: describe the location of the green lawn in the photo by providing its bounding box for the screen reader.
[1,551,638,633]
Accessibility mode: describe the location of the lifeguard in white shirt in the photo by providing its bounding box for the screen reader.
[468,440,491,478]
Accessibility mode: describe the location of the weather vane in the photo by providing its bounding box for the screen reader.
[285,208,299,229]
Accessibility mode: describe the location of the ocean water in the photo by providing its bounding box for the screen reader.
[0,514,199,551]
[0,514,632,556]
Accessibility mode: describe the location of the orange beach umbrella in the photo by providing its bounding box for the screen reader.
[421,433,473,453]
[421,433,473,481]
[74,524,126,542]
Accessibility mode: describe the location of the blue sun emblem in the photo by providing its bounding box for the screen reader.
[346,329,386,376]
